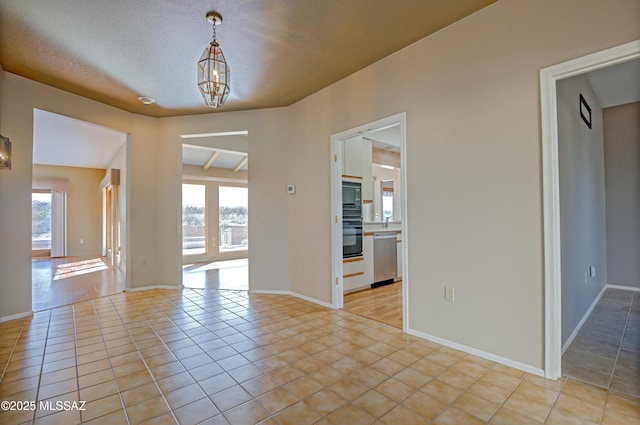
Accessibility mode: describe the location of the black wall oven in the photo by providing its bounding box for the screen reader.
[342,181,363,258]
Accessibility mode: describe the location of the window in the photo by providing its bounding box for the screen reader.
[219,186,248,251]
[182,184,206,255]
[382,181,394,220]
[32,192,52,251]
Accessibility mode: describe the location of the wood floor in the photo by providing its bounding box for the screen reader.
[32,255,125,311]
[344,281,402,328]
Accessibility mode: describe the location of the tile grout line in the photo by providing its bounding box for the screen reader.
[86,299,132,425]
[106,296,182,424]
[606,292,634,391]
[0,317,30,384]
[30,310,53,424]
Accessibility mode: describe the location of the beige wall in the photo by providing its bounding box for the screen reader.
[287,0,639,369]
[32,165,104,256]
[557,75,608,345]
[604,102,640,288]
[0,0,638,370]
[156,109,291,293]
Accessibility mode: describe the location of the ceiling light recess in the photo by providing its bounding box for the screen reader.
[137,96,155,105]
[198,11,230,109]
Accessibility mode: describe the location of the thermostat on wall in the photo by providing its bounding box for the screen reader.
[287,185,296,194]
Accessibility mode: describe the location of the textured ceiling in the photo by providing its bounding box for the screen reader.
[0,0,496,118]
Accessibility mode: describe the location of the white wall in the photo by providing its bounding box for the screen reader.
[557,75,608,345]
[604,101,640,288]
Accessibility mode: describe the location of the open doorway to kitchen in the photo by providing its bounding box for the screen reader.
[331,113,407,330]
[180,131,249,291]
[541,40,640,384]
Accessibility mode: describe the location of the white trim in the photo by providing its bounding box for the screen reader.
[329,112,408,319]
[607,284,640,292]
[250,290,334,309]
[562,285,607,354]
[0,311,34,323]
[407,328,545,377]
[124,285,182,292]
[181,131,248,139]
[541,39,640,380]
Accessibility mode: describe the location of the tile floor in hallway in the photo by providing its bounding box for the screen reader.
[1,288,639,425]
[562,288,640,398]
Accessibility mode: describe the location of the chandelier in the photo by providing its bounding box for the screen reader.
[197,12,230,108]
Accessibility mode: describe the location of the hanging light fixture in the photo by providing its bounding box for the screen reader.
[0,135,11,170]
[197,12,230,108]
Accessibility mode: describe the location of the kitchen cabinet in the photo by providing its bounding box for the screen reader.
[343,136,373,202]
[343,256,366,292]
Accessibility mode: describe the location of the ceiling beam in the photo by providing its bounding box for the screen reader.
[182,143,248,156]
[203,151,220,170]
[233,157,248,173]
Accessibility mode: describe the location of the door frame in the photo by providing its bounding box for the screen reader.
[330,112,408,331]
[540,39,640,379]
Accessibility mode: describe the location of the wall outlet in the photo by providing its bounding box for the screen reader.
[590,266,596,278]
[80,239,84,244]
[445,286,455,302]
[142,258,148,267]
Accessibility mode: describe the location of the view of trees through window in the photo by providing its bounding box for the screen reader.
[182,184,206,255]
[32,192,52,250]
[219,186,248,251]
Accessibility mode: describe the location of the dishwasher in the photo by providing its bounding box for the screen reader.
[373,232,397,286]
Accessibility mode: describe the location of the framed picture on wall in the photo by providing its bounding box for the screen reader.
[579,94,592,129]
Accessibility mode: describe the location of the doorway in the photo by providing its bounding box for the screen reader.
[330,113,408,331]
[541,40,640,380]
[32,109,128,310]
[180,132,250,291]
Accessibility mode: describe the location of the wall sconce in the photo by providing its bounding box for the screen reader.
[0,135,11,170]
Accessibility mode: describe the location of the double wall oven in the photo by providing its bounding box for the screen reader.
[342,181,363,258]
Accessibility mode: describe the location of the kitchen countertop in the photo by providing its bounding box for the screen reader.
[363,222,402,232]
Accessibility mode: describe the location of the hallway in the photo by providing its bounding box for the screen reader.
[562,288,640,398]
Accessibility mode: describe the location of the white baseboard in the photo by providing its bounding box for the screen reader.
[607,284,640,292]
[561,284,607,354]
[250,289,334,309]
[407,328,545,377]
[290,291,333,309]
[0,310,34,323]
[124,285,182,292]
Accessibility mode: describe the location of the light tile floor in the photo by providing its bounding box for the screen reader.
[1,288,638,424]
[562,288,640,398]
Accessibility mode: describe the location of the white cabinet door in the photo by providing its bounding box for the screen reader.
[363,234,374,286]
[343,135,363,178]
[361,138,373,202]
